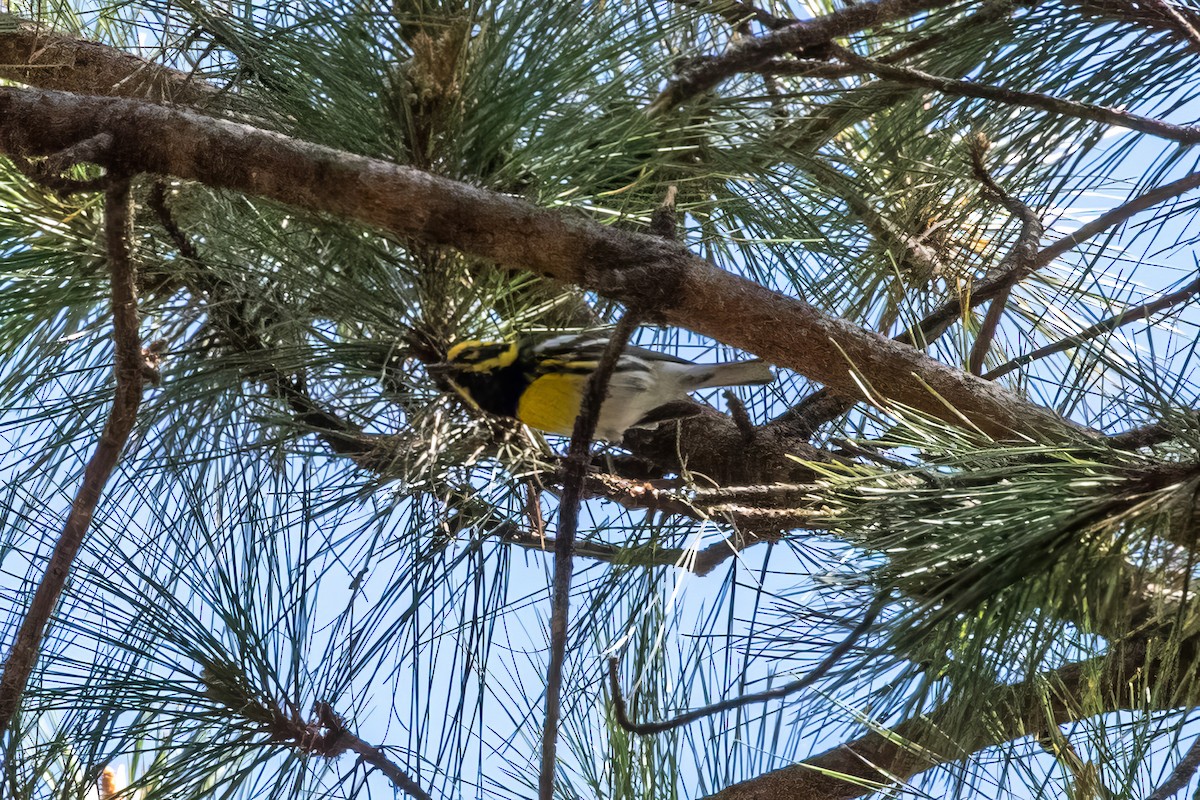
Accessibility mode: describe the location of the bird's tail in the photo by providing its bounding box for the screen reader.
[686,359,774,390]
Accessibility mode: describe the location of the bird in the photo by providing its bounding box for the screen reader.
[435,333,774,441]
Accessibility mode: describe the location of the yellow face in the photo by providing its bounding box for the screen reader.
[445,340,519,373]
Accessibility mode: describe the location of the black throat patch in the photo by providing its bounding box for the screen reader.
[452,363,528,418]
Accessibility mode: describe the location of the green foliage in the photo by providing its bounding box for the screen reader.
[3,0,1200,799]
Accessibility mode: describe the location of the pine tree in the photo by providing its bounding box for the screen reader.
[1,1,1199,798]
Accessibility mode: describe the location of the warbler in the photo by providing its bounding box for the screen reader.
[437,334,774,441]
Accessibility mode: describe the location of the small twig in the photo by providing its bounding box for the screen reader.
[969,289,1012,375]
[755,58,863,78]
[829,437,910,470]
[1036,170,1200,268]
[1146,734,1200,800]
[724,390,755,444]
[503,522,786,577]
[650,185,679,240]
[967,133,1044,264]
[965,134,1044,375]
[585,473,825,531]
[539,311,640,799]
[610,598,881,735]
[0,176,146,739]
[756,0,1018,80]
[204,672,434,800]
[831,45,1200,145]
[986,272,1200,380]
[524,480,546,546]
[40,132,116,180]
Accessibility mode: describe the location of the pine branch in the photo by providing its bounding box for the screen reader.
[766,138,1048,435]
[645,0,962,116]
[447,484,792,574]
[312,703,433,800]
[986,272,1200,380]
[610,599,881,735]
[831,45,1200,145]
[1035,170,1200,268]
[1143,0,1200,52]
[202,672,434,800]
[148,188,402,469]
[0,174,147,739]
[904,168,1200,349]
[1068,0,1200,44]
[1110,411,1200,449]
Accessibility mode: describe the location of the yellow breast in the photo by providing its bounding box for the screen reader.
[516,372,587,436]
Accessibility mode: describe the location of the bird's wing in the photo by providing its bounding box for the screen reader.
[529,335,693,366]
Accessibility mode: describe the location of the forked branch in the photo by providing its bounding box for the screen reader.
[966,134,1044,375]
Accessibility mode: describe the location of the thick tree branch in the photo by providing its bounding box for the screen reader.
[0,176,146,739]
[0,86,1069,439]
[623,404,832,484]
[0,87,1070,441]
